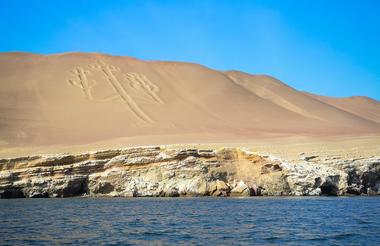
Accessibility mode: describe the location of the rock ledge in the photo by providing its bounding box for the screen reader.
[0,147,379,198]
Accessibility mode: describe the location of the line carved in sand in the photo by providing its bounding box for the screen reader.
[67,60,163,124]
[67,67,94,100]
[90,60,154,123]
[124,72,164,104]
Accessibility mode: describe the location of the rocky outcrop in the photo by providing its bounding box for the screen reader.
[0,147,379,198]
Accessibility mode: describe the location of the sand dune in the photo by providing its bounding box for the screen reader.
[0,52,379,151]
[305,92,380,124]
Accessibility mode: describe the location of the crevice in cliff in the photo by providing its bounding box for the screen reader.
[0,147,379,198]
[320,183,339,196]
[0,188,26,199]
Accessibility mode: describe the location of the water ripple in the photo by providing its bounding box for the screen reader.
[0,197,380,245]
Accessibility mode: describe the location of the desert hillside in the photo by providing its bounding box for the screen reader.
[305,92,380,124]
[0,52,379,151]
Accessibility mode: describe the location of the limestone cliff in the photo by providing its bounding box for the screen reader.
[0,147,379,198]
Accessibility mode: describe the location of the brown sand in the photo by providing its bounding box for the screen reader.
[0,52,379,157]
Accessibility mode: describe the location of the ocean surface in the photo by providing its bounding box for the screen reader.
[1,197,379,245]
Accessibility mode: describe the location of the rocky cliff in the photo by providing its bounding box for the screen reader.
[0,146,379,198]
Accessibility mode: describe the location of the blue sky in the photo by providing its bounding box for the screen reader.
[1,0,379,100]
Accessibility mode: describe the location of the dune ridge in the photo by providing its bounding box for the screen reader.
[0,52,379,152]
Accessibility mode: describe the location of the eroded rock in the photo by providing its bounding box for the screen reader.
[230,180,251,196]
[0,146,378,198]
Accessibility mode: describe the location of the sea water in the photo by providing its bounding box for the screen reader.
[1,197,379,245]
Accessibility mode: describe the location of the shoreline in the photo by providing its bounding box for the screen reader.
[1,144,379,199]
[2,194,380,200]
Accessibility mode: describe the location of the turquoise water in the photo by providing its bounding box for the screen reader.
[1,197,379,245]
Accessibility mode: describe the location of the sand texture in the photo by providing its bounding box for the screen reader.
[0,52,379,156]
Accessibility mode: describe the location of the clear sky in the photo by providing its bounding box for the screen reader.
[1,0,379,100]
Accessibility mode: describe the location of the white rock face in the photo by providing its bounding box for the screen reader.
[280,161,348,196]
[0,146,379,198]
[230,180,251,196]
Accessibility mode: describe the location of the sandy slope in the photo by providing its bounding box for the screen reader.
[305,92,380,124]
[0,52,379,153]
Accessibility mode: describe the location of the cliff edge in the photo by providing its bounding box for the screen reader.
[1,146,379,198]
